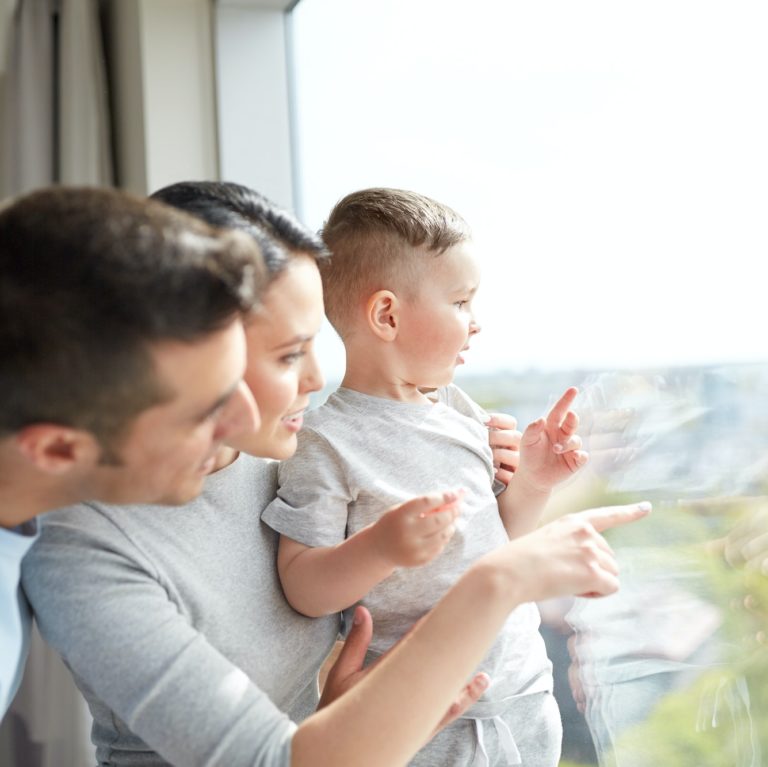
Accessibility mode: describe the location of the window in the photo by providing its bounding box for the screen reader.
[290,2,768,764]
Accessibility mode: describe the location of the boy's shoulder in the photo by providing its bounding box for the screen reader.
[305,387,409,426]
[302,387,370,437]
[433,383,488,424]
[302,385,488,438]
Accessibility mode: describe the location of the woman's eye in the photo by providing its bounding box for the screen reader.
[281,351,305,365]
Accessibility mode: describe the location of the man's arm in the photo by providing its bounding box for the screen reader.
[24,499,648,767]
[277,491,463,617]
[318,605,491,735]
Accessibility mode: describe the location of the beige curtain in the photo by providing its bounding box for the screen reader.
[0,626,95,766]
[0,2,110,761]
[1,0,113,197]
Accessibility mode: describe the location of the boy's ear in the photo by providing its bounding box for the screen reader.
[366,290,400,341]
[14,424,102,475]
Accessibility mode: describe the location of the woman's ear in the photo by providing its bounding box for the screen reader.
[14,424,102,475]
[366,290,400,341]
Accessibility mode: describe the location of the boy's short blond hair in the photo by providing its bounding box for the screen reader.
[320,188,471,337]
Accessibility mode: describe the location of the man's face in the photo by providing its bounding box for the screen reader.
[89,319,258,505]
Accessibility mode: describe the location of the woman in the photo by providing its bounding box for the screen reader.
[21,182,649,767]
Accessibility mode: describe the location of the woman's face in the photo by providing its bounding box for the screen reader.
[228,254,325,460]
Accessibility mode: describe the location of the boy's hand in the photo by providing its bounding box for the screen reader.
[319,606,490,735]
[485,413,522,487]
[516,387,589,493]
[372,490,464,568]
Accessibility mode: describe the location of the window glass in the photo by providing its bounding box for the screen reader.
[290,3,768,763]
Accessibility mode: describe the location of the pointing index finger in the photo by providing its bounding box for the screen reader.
[547,387,579,429]
[579,502,652,533]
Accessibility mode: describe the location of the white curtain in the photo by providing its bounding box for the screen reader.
[1,0,113,197]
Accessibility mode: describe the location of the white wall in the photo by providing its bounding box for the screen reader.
[106,0,219,195]
[215,1,295,210]
[141,0,218,193]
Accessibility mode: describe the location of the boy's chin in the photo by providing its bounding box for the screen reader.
[421,373,456,390]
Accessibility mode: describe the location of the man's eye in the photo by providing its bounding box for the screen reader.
[202,404,225,423]
[282,351,305,365]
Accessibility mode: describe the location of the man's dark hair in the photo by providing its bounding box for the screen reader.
[151,181,330,276]
[0,186,265,454]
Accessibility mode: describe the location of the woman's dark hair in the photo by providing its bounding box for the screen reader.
[151,181,330,279]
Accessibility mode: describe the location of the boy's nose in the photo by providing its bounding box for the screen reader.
[469,318,481,335]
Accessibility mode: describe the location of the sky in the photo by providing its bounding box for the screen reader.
[290,0,768,382]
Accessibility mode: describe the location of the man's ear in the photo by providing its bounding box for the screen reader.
[366,290,401,341]
[14,424,101,475]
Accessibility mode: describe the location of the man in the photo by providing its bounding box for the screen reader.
[0,186,262,715]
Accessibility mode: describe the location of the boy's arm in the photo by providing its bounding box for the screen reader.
[497,387,589,538]
[277,491,463,617]
[292,502,651,767]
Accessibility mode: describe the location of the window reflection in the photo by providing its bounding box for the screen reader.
[461,364,767,765]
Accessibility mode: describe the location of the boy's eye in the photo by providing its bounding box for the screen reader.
[454,300,468,308]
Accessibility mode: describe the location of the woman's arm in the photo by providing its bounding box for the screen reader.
[292,502,650,767]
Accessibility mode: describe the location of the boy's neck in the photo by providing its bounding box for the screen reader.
[341,365,432,404]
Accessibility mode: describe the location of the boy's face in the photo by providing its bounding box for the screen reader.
[397,241,481,388]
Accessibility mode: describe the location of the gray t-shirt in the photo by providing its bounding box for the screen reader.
[262,385,552,705]
[21,454,340,767]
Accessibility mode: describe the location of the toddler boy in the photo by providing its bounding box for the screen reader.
[262,188,587,766]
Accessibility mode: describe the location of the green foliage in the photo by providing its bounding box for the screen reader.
[610,671,761,766]
[578,497,768,766]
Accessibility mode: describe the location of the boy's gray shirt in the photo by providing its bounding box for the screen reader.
[262,385,553,706]
[21,454,340,767]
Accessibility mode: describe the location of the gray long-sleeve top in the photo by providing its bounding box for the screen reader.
[21,454,340,766]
